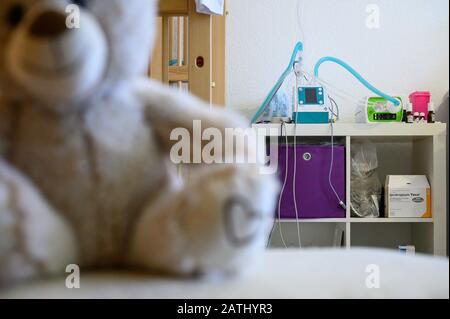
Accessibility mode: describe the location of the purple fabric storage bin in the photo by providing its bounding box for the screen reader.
[276,144,346,219]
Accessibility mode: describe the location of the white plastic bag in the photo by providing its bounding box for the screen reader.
[260,89,290,121]
[351,140,382,218]
[195,0,224,15]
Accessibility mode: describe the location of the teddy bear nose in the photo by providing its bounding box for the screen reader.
[28,10,68,38]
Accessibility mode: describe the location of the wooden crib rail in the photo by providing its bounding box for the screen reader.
[150,0,226,107]
[159,0,189,15]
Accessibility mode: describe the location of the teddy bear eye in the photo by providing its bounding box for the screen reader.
[6,3,25,27]
[71,0,88,8]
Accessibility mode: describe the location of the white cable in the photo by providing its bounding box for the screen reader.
[267,123,287,248]
[292,65,303,248]
[328,120,340,201]
[292,122,302,248]
[326,90,362,108]
[296,0,306,46]
[276,121,289,248]
[328,96,340,119]
[303,71,362,104]
[297,70,360,108]
[302,72,362,115]
[328,101,347,210]
[269,60,303,248]
[305,71,362,102]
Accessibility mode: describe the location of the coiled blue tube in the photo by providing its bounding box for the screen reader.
[251,42,304,124]
[314,56,400,106]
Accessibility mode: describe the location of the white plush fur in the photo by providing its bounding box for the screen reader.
[0,0,278,285]
[0,159,78,286]
[6,2,108,105]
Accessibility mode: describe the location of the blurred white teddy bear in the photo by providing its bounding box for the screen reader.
[0,0,278,286]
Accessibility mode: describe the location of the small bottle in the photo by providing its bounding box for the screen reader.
[428,102,436,124]
[413,112,420,123]
[406,103,414,124]
[419,112,426,123]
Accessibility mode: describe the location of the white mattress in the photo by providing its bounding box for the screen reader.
[1,248,448,299]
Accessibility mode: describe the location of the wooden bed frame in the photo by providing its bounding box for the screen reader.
[149,0,226,107]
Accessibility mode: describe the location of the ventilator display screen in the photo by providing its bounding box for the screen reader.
[305,88,318,104]
[374,113,397,121]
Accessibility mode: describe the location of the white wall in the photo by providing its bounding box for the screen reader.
[226,0,449,122]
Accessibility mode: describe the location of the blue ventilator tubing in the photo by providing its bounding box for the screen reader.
[251,42,304,124]
[313,56,400,107]
[250,43,400,124]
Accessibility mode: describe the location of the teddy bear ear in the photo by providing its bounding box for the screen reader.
[87,0,158,79]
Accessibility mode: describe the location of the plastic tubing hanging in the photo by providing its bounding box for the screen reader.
[313,56,400,106]
[251,42,304,124]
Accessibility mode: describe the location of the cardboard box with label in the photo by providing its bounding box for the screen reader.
[385,175,432,218]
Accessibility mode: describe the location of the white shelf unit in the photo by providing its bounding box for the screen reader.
[255,123,447,256]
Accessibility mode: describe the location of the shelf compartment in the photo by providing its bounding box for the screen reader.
[350,136,434,220]
[350,223,433,254]
[351,136,433,185]
[269,222,346,249]
[256,122,447,256]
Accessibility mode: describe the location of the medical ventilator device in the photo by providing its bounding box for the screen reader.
[293,86,330,124]
[252,43,401,125]
[260,42,400,248]
[355,96,404,123]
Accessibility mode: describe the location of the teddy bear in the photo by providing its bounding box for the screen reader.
[0,0,278,286]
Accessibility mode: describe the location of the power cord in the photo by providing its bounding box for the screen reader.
[277,121,289,248]
[328,96,347,211]
[266,119,303,248]
[292,64,303,248]
[267,121,289,248]
[292,121,302,248]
